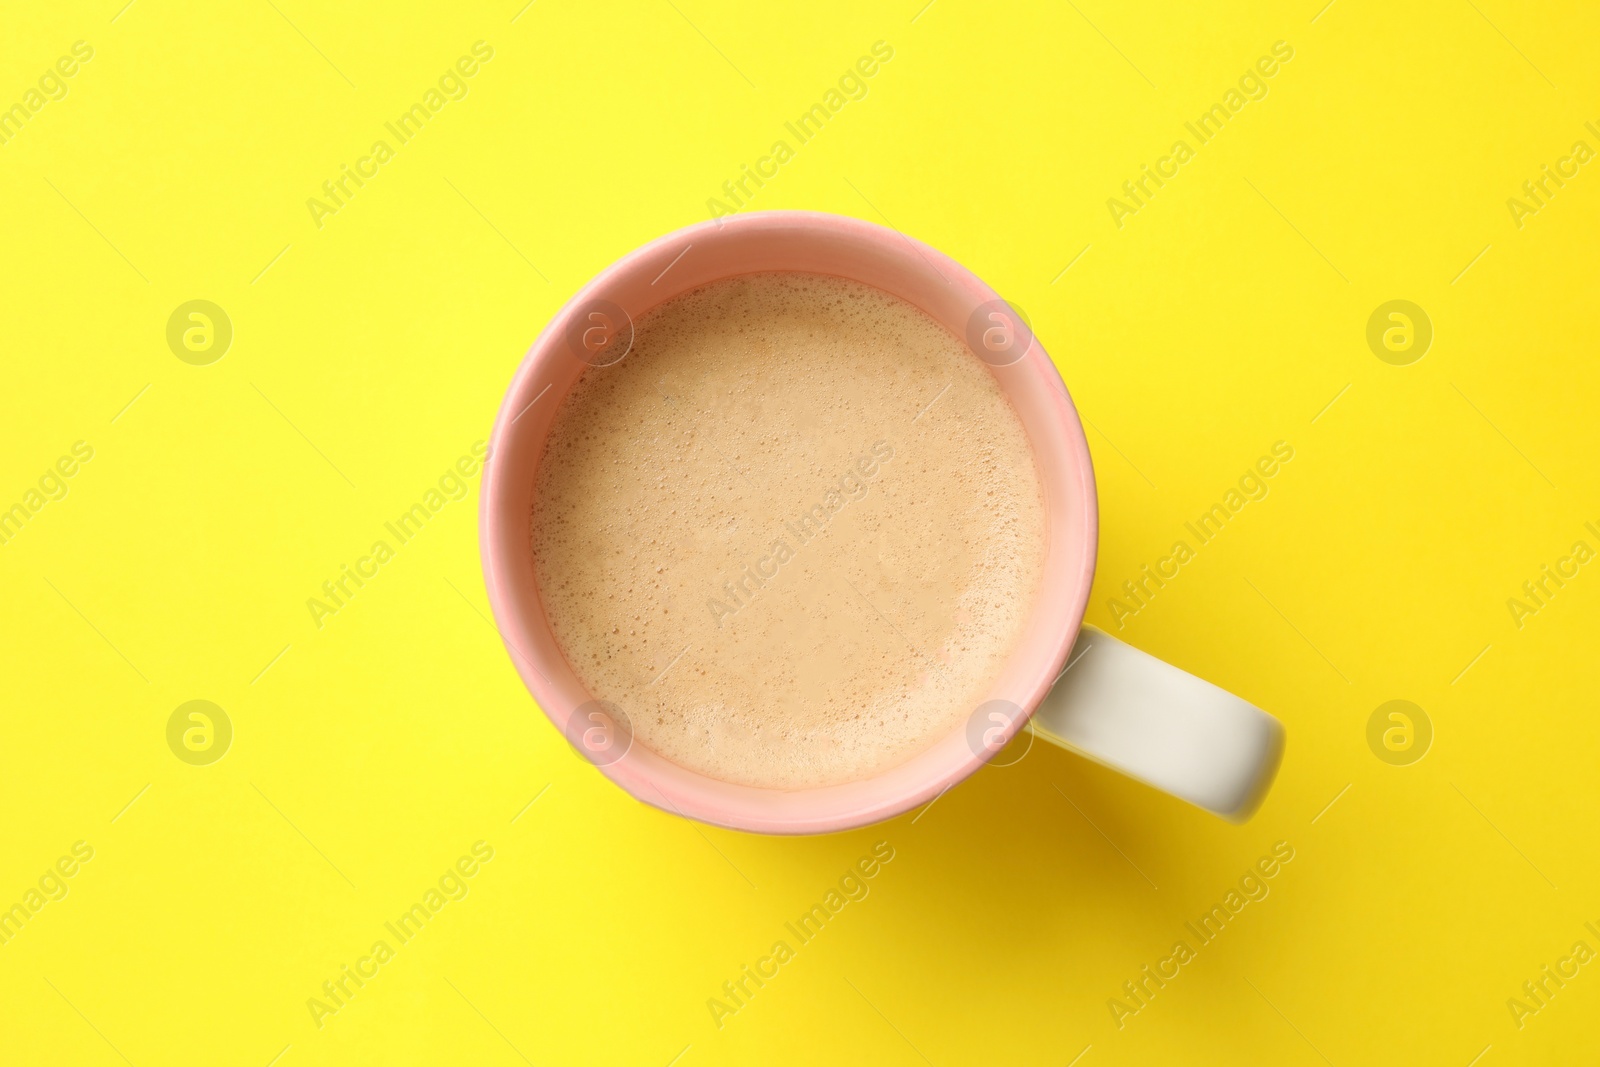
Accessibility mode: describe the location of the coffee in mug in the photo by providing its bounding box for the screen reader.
[531,272,1046,789]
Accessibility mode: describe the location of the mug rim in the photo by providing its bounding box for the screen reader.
[480,209,1098,834]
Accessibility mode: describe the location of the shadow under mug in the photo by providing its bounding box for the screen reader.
[480,210,1284,834]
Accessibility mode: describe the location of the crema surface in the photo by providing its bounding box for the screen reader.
[531,273,1045,789]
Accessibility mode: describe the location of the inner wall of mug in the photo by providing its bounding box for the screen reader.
[482,210,1097,833]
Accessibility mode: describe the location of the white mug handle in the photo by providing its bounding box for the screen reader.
[1028,626,1285,821]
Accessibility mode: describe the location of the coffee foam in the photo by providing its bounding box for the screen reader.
[531,272,1046,789]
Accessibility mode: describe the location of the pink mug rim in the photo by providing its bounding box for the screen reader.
[479,209,1098,834]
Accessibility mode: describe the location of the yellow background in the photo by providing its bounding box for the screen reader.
[3,0,1598,1063]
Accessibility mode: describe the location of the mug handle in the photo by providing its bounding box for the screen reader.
[1027,626,1285,821]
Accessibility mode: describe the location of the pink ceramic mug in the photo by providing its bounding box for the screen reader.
[480,210,1284,834]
